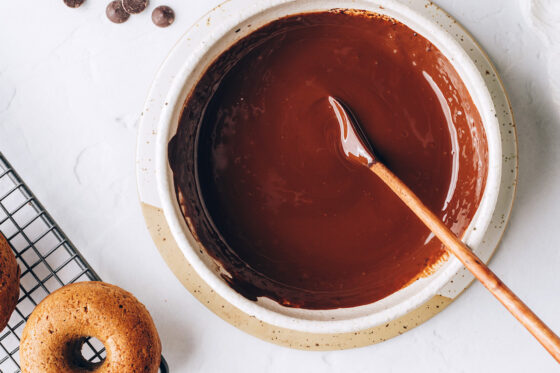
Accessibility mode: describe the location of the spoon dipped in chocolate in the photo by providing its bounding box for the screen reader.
[328,96,560,362]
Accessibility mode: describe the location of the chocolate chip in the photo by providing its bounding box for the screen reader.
[63,0,85,8]
[152,6,175,28]
[106,0,130,24]
[122,0,148,14]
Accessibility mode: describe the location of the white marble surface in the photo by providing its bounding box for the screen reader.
[0,0,559,371]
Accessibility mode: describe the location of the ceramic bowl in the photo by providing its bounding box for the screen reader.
[154,0,502,334]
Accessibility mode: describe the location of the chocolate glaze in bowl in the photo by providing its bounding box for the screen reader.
[168,10,488,310]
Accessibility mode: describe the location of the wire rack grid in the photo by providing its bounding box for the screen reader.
[0,153,168,373]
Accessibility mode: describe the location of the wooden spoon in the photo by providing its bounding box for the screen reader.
[328,96,560,363]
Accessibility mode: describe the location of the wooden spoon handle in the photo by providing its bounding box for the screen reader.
[371,161,560,363]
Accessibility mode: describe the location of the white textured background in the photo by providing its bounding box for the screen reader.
[1,0,559,371]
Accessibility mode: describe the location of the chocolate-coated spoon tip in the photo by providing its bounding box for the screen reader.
[328,96,377,167]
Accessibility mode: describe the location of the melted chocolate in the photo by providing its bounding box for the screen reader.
[169,11,488,309]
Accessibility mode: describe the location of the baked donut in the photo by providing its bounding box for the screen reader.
[0,233,20,331]
[20,281,161,373]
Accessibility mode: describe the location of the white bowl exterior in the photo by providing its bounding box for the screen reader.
[154,0,502,334]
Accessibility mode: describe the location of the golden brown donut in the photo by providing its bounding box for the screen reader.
[0,233,20,331]
[20,281,161,373]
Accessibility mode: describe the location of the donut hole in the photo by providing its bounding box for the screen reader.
[67,337,106,370]
[81,337,106,363]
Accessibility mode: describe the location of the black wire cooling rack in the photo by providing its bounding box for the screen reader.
[0,153,168,373]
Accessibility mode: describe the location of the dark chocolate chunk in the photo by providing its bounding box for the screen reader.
[122,0,148,14]
[63,0,85,8]
[152,6,175,28]
[106,0,130,24]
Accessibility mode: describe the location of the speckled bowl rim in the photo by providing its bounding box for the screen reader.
[152,0,503,334]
